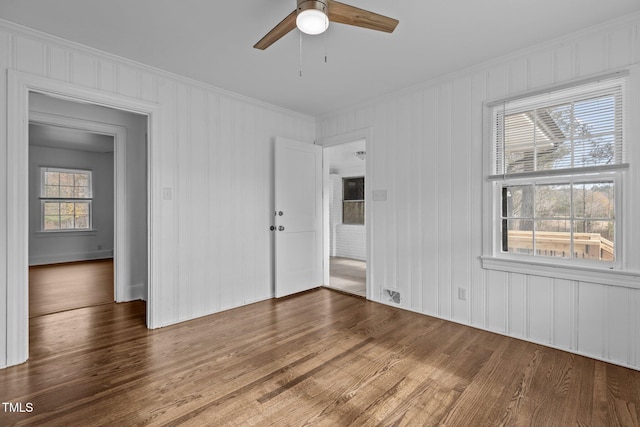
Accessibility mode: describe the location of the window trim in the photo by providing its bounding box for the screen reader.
[481,71,640,284]
[39,166,94,232]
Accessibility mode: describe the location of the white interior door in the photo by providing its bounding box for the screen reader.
[274,137,323,298]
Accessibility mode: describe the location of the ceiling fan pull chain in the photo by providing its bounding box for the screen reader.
[299,31,303,77]
[324,21,328,63]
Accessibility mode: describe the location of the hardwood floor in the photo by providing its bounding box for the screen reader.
[1,288,639,426]
[29,259,114,318]
[328,256,366,297]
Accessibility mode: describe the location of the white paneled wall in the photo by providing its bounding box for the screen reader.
[318,14,640,369]
[0,21,315,367]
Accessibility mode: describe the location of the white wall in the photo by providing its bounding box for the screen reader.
[29,145,114,265]
[318,14,640,370]
[0,20,315,368]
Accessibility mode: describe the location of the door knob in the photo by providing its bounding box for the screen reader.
[278,225,285,231]
[269,226,275,231]
[278,211,284,216]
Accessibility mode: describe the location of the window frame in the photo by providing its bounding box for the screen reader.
[481,72,637,284]
[39,166,94,232]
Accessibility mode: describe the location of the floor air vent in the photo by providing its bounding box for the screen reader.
[383,289,401,304]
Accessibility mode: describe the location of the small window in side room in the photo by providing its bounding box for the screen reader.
[343,176,364,225]
[40,167,93,231]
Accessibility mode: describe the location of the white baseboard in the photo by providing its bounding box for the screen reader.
[123,282,147,302]
[29,249,113,266]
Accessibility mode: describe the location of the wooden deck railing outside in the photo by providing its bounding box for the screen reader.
[507,230,614,261]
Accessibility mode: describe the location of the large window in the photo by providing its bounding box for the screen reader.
[343,176,364,225]
[40,167,93,231]
[488,74,626,266]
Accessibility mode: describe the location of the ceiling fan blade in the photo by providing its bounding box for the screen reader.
[254,9,298,50]
[328,0,398,33]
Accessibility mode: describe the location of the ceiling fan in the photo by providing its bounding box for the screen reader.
[254,0,399,50]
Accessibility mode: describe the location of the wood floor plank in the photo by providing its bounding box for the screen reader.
[1,288,639,426]
[29,259,114,317]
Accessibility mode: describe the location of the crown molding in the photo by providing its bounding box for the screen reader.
[0,18,316,123]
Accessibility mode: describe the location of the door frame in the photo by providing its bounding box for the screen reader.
[6,70,159,366]
[317,128,372,299]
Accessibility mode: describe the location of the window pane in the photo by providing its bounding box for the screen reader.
[45,172,59,185]
[535,184,570,218]
[60,215,75,229]
[535,220,571,258]
[573,182,614,219]
[44,185,59,198]
[74,202,89,215]
[505,219,534,254]
[60,202,75,215]
[43,202,60,215]
[343,177,364,201]
[75,173,89,187]
[59,173,74,186]
[75,186,90,198]
[75,214,89,229]
[504,113,536,174]
[44,216,60,230]
[343,201,364,224]
[503,186,533,218]
[575,95,615,130]
[574,220,614,261]
[60,185,74,198]
[574,136,616,167]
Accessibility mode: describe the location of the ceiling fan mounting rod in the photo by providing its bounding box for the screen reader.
[297,0,328,15]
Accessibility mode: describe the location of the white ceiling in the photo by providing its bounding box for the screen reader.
[29,123,114,153]
[1,1,638,117]
[326,139,366,174]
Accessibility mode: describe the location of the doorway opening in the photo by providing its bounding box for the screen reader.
[323,139,367,297]
[26,92,149,320]
[28,117,116,316]
[5,70,158,367]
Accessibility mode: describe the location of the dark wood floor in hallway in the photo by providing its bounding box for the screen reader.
[1,288,639,426]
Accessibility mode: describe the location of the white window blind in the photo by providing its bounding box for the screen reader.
[490,74,627,180]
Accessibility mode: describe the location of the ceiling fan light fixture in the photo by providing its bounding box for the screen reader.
[296,0,329,35]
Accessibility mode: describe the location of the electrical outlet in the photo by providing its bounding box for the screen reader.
[458,287,467,301]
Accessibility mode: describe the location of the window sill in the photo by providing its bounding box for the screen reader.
[35,229,98,238]
[481,256,640,289]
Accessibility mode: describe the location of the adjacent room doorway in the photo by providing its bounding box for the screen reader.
[322,136,369,298]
